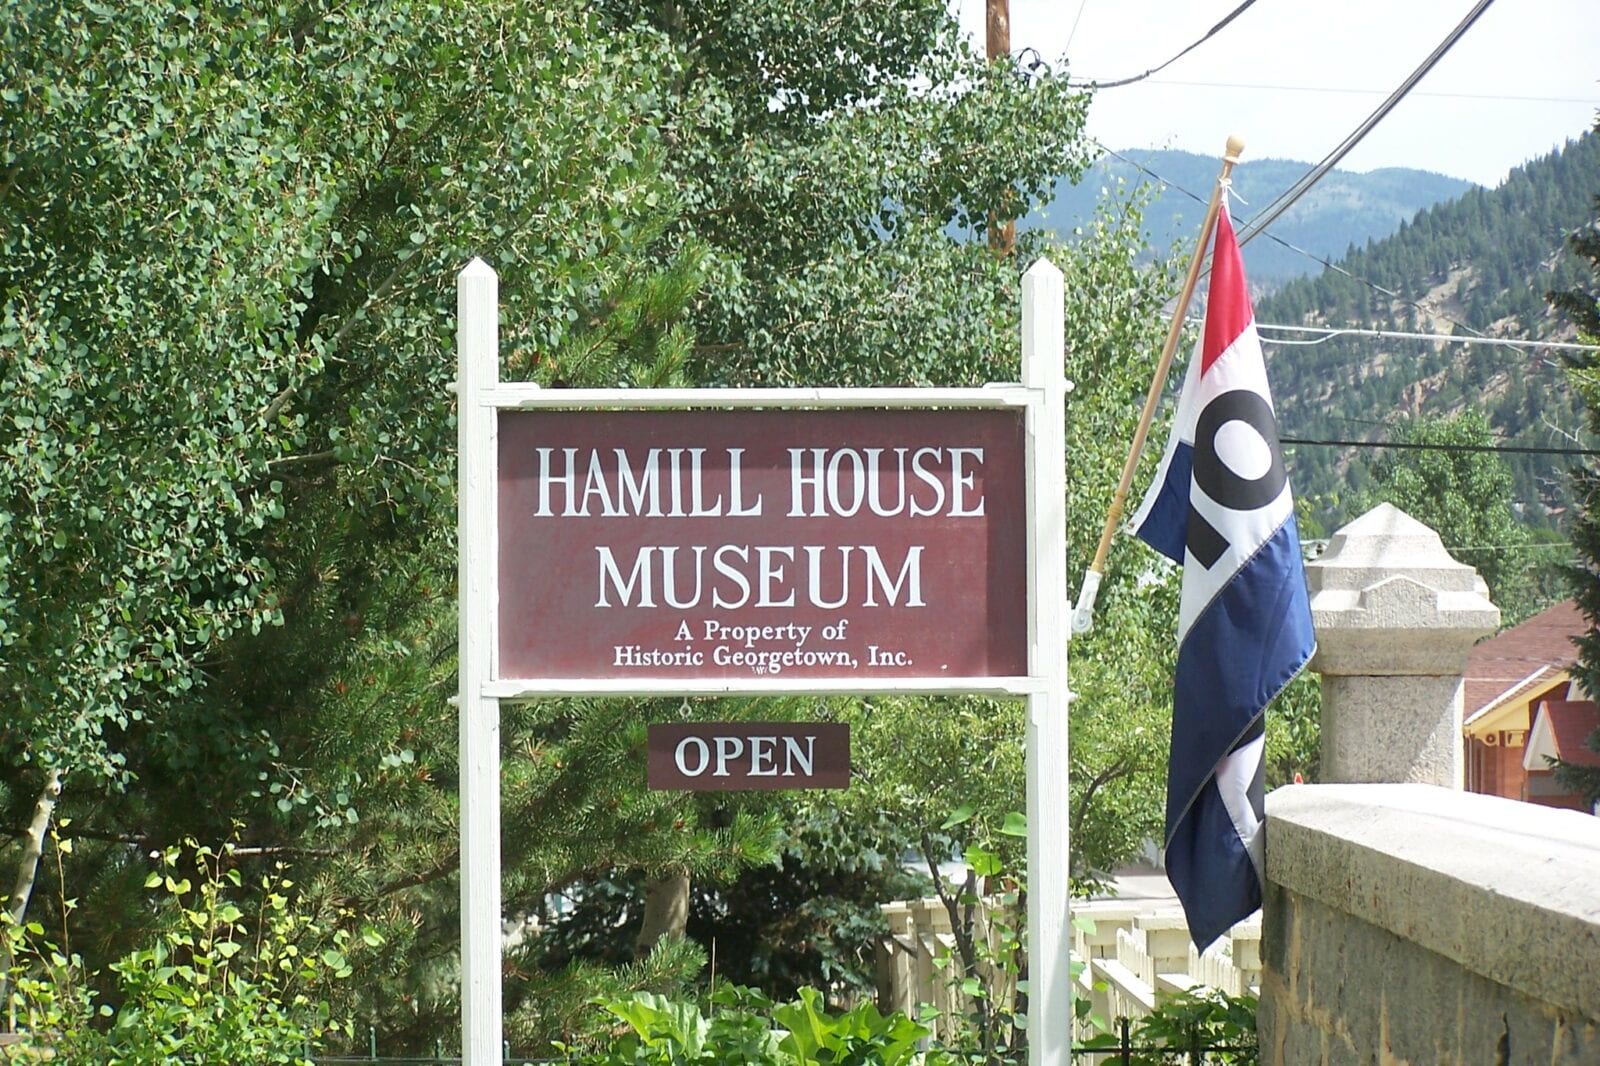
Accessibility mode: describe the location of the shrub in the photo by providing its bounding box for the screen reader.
[574,984,947,1066]
[3,839,363,1064]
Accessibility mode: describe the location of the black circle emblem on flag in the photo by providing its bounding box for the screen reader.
[1185,389,1287,569]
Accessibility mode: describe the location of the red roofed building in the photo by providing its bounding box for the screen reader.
[1523,699,1600,812]
[1462,599,1596,811]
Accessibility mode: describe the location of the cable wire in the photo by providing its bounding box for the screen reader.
[1069,0,1260,89]
[1094,142,1415,305]
[1234,0,1498,249]
[1143,79,1598,106]
[1280,436,1600,457]
[1089,140,1552,365]
[1063,0,1092,58]
[1257,324,1600,354]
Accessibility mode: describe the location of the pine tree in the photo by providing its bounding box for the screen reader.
[1545,119,1600,804]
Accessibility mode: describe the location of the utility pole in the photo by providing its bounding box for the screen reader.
[986,0,1015,257]
[985,0,1009,66]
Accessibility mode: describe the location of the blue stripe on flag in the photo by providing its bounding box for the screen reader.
[1165,517,1314,947]
[1168,517,1313,828]
[1164,771,1262,951]
[1134,441,1193,565]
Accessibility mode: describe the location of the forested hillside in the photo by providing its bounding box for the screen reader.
[1256,128,1600,534]
[1029,149,1474,289]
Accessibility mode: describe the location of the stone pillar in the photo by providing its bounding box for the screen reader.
[1304,503,1499,787]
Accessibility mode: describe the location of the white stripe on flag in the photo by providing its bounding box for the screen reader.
[1215,734,1265,879]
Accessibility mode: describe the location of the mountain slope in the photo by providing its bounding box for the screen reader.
[1254,128,1600,532]
[1027,149,1476,289]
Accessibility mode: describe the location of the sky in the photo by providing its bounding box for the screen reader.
[955,0,1600,187]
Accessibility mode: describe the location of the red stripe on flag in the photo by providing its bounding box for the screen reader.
[1200,206,1252,375]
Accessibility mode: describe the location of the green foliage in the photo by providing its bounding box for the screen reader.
[1058,187,1191,882]
[0,0,697,781]
[514,938,713,1059]
[680,808,931,1002]
[0,0,1196,1055]
[579,983,1260,1066]
[591,0,1094,390]
[916,811,1028,1066]
[1558,360,1600,804]
[576,985,943,1066]
[3,837,357,1063]
[1,0,726,1049]
[1265,673,1321,786]
[1352,409,1559,622]
[1079,988,1259,1065]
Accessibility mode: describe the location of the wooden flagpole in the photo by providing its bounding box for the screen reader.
[1071,135,1244,635]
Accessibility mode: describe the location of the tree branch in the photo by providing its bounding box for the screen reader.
[1069,757,1135,845]
[374,850,460,898]
[920,828,989,1049]
[266,450,340,469]
[0,824,340,861]
[259,384,299,425]
[0,165,21,209]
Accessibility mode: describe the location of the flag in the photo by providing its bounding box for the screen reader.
[1127,203,1316,950]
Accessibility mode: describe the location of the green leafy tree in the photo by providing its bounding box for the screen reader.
[3,0,1211,1055]
[591,0,1093,390]
[1,0,749,1051]
[1354,410,1554,622]
[1546,120,1600,804]
[0,0,691,784]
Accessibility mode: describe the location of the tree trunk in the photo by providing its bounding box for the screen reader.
[1,768,63,1026]
[7,769,62,926]
[633,870,689,959]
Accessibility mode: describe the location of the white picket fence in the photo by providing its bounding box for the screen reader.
[875,896,1020,1042]
[877,896,1260,1033]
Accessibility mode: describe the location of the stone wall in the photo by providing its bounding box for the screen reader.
[1260,783,1600,1064]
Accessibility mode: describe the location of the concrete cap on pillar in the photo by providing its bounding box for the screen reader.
[1306,503,1500,676]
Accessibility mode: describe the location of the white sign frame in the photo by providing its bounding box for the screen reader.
[456,257,1069,1064]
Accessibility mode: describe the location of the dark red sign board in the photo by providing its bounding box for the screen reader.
[497,409,1027,681]
[648,722,849,790]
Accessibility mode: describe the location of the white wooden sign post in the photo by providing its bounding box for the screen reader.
[456,257,1070,1065]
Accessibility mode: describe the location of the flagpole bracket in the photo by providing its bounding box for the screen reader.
[1071,569,1101,634]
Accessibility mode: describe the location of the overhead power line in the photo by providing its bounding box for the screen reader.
[1234,0,1498,249]
[1092,142,1421,303]
[1144,79,1599,106]
[1088,142,1549,364]
[1280,436,1600,457]
[1070,0,1260,89]
[1257,325,1600,354]
[1062,0,1092,57]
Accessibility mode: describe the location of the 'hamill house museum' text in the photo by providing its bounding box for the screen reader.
[495,410,1028,681]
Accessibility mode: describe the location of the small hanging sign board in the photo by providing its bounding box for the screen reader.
[646,721,850,791]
